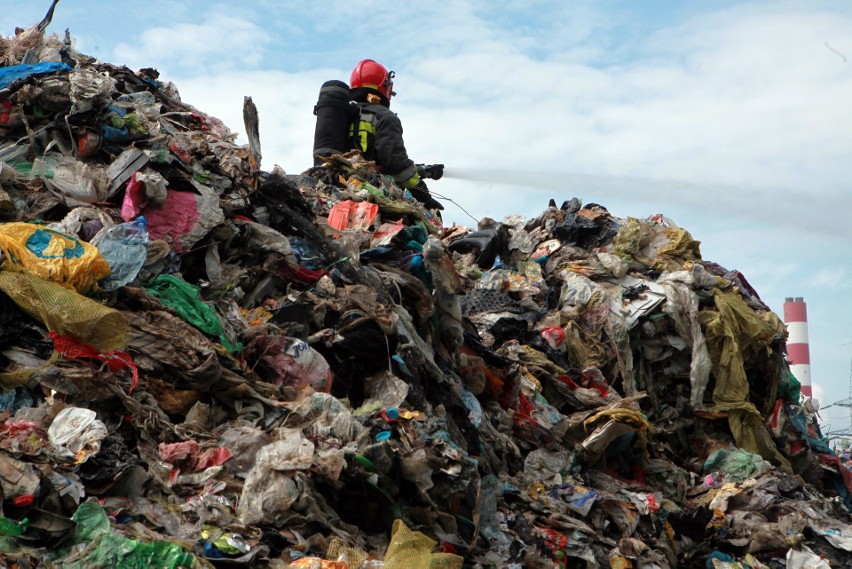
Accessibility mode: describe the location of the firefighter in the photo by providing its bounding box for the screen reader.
[348,59,444,211]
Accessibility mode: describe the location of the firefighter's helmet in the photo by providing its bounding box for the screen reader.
[350,59,395,100]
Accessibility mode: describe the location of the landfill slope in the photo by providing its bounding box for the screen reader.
[0,18,851,569]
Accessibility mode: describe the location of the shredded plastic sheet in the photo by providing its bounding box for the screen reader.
[659,265,713,406]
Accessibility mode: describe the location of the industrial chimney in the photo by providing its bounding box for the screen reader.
[783,297,812,398]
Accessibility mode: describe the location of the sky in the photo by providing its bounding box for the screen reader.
[5,1,852,435]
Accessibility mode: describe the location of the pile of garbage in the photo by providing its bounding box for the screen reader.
[1,12,851,569]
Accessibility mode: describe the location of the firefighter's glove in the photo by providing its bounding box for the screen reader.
[410,181,445,211]
[423,195,444,211]
[416,163,444,181]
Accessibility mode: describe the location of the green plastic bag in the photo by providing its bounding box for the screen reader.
[703,448,770,482]
[145,273,241,353]
[58,501,193,569]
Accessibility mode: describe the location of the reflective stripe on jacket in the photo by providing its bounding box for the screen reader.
[350,102,420,188]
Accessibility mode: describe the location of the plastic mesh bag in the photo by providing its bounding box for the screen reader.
[0,271,127,352]
[383,519,462,569]
[0,271,128,388]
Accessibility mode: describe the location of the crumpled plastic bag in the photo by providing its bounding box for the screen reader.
[286,392,367,448]
[237,429,314,525]
[219,426,272,477]
[558,270,597,310]
[659,266,713,406]
[48,206,116,244]
[31,153,109,205]
[244,335,330,388]
[703,448,771,482]
[141,182,224,252]
[523,449,573,486]
[94,218,149,292]
[120,169,168,221]
[47,406,108,464]
[69,67,117,113]
[786,546,831,568]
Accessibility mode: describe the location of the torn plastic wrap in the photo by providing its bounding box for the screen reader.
[94,217,149,292]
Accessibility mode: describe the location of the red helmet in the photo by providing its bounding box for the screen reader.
[350,59,395,100]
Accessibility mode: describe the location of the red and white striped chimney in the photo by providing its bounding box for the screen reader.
[783,297,812,398]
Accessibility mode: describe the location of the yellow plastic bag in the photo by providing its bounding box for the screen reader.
[0,222,110,293]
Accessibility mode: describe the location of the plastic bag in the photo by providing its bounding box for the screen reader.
[328,200,379,232]
[47,406,108,464]
[0,222,111,294]
[94,217,149,291]
[31,153,109,205]
[703,448,770,482]
[61,501,194,568]
[237,430,313,525]
[243,335,329,387]
[144,273,240,352]
[219,426,272,476]
[48,207,116,244]
[287,393,367,448]
[141,182,224,252]
[69,67,117,113]
[120,169,168,221]
[364,370,409,408]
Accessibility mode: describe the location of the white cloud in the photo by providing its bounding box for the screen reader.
[809,269,848,289]
[112,14,271,74]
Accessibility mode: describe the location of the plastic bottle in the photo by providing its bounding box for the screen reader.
[95,216,149,291]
